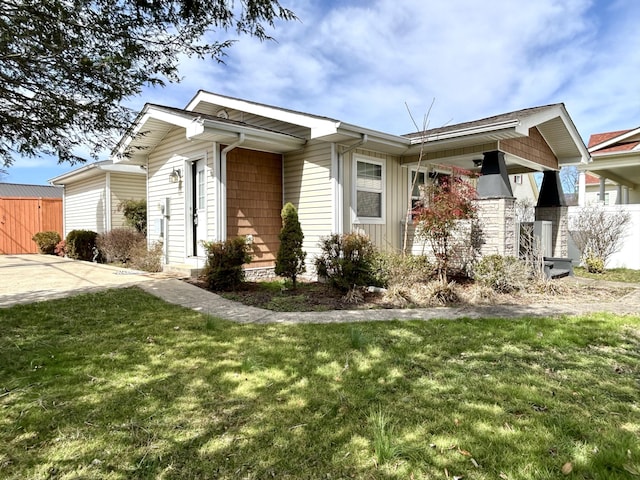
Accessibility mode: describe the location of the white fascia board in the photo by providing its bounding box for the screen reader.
[589,126,640,153]
[187,91,340,134]
[337,122,410,148]
[412,119,520,145]
[100,164,147,175]
[48,163,100,184]
[587,150,640,169]
[518,105,590,165]
[113,105,197,162]
[188,119,306,150]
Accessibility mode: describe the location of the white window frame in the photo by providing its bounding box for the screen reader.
[408,167,428,215]
[352,154,385,225]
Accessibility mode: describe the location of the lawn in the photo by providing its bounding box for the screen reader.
[1,288,639,479]
[574,267,640,284]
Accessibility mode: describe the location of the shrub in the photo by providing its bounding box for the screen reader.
[96,228,146,264]
[371,251,434,287]
[274,202,306,288]
[315,232,379,293]
[585,254,605,274]
[473,254,530,293]
[201,237,252,291]
[118,199,147,234]
[65,229,100,262]
[129,240,163,272]
[32,231,61,255]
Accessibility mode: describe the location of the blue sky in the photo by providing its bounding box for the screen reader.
[4,0,639,185]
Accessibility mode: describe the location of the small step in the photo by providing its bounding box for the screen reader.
[542,257,574,280]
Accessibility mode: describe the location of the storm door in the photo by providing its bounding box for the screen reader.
[191,158,207,257]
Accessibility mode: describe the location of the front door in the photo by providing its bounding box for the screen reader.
[192,159,207,257]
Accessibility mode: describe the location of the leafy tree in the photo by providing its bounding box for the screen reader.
[274,202,305,288]
[118,198,147,235]
[413,168,478,283]
[0,0,296,166]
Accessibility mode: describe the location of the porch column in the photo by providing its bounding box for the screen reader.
[616,185,622,205]
[599,177,606,203]
[536,170,568,258]
[623,187,630,204]
[578,171,586,207]
[476,151,514,199]
[475,151,516,257]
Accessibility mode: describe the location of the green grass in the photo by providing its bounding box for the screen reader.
[574,267,640,283]
[1,288,640,479]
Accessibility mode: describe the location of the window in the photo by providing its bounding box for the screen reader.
[513,174,523,184]
[353,156,384,223]
[410,169,427,216]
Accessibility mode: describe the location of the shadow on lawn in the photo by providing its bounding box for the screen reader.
[0,288,639,479]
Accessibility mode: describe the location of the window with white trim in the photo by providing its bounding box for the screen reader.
[410,168,427,216]
[353,155,385,223]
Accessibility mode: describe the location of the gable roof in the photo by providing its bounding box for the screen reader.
[404,103,589,165]
[0,183,63,198]
[113,92,589,168]
[588,126,640,154]
[49,160,146,185]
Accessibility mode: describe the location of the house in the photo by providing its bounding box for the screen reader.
[112,92,589,275]
[578,127,640,206]
[49,160,146,236]
[569,126,640,269]
[0,183,63,254]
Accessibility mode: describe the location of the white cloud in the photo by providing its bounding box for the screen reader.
[19,0,635,185]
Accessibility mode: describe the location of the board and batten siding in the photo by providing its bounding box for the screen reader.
[63,175,107,234]
[109,172,146,230]
[146,127,215,264]
[283,141,333,260]
[344,148,407,252]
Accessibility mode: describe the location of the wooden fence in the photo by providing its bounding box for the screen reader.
[0,197,63,254]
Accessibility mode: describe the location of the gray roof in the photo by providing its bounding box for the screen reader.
[0,183,63,198]
[403,104,565,138]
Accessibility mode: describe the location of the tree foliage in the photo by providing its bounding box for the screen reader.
[118,198,147,235]
[0,0,296,166]
[569,203,631,272]
[413,168,478,282]
[274,202,305,288]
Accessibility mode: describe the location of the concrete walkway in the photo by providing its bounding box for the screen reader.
[3,254,639,321]
[0,254,163,307]
[138,277,640,324]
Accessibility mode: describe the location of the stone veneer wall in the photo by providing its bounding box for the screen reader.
[474,198,516,257]
[535,206,568,258]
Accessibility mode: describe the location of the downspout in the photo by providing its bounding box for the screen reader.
[105,172,111,233]
[337,134,368,233]
[217,133,246,241]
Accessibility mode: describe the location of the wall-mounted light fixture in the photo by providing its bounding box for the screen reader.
[169,167,182,184]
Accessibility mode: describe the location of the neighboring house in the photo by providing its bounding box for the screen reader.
[0,183,63,254]
[578,127,640,206]
[570,126,640,269]
[49,160,146,236]
[582,172,618,205]
[111,92,589,275]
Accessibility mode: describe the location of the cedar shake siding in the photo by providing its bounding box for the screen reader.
[500,127,559,170]
[226,148,283,268]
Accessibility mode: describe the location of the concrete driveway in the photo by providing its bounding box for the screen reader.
[0,254,165,307]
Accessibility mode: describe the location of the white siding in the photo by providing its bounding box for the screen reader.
[63,175,107,235]
[147,127,216,264]
[283,142,333,260]
[109,173,146,230]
